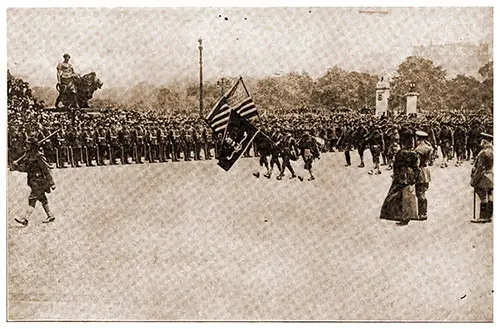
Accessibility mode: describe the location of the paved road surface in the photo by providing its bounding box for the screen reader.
[7,152,493,321]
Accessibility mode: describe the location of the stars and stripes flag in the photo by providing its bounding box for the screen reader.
[205,77,259,133]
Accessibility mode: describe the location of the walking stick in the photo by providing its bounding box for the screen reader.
[473,191,477,220]
[96,144,100,165]
[55,148,59,168]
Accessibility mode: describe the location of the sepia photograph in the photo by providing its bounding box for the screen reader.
[5,4,494,322]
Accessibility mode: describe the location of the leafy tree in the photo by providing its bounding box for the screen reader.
[445,75,482,110]
[391,56,447,112]
[478,61,493,109]
[254,71,314,112]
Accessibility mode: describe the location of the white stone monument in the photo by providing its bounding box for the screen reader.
[405,82,419,114]
[375,76,390,116]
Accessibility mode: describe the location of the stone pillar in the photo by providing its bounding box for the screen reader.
[375,76,390,116]
[406,91,419,114]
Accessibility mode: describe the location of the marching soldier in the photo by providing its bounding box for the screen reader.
[384,124,400,170]
[12,137,56,226]
[132,123,145,164]
[414,131,433,221]
[82,126,96,166]
[107,122,120,165]
[453,119,467,167]
[276,131,299,180]
[158,124,168,162]
[181,129,193,161]
[202,127,213,160]
[148,124,159,163]
[192,127,203,161]
[439,121,454,168]
[264,127,283,179]
[96,124,107,166]
[297,130,321,181]
[118,123,132,164]
[56,126,68,168]
[366,124,385,175]
[353,121,369,168]
[66,125,81,167]
[338,122,353,167]
[470,133,493,223]
[467,118,484,162]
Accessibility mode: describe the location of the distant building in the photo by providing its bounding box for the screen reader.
[412,43,491,79]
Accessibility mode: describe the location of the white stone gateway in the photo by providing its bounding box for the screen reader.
[375,76,390,116]
[405,82,419,114]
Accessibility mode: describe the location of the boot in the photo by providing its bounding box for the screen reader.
[472,203,489,223]
[417,199,427,220]
[487,201,493,222]
[42,203,55,223]
[15,205,35,226]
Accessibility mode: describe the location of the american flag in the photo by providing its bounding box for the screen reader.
[205,78,258,133]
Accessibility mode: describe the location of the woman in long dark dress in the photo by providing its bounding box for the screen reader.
[380,140,419,225]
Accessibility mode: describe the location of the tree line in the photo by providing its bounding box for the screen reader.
[29,56,493,115]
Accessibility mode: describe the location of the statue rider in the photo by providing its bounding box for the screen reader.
[56,53,79,108]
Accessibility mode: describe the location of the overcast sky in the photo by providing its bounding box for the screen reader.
[7,7,493,88]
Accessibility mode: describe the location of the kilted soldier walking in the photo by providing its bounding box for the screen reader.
[297,130,320,181]
[12,137,56,226]
[470,132,493,223]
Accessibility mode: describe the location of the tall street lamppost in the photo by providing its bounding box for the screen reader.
[198,38,204,117]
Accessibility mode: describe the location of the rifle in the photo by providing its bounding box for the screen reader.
[13,128,62,164]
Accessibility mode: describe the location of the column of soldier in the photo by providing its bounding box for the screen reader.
[8,113,221,168]
[8,106,493,171]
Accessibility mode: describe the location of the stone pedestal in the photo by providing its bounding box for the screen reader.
[375,77,390,116]
[406,92,419,114]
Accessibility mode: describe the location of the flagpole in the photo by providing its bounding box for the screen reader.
[198,38,204,117]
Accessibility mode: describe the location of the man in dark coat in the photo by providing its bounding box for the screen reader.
[13,137,56,226]
[470,133,493,223]
[414,131,433,220]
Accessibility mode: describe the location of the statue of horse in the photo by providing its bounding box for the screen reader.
[55,72,103,108]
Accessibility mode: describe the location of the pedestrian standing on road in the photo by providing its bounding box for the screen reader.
[470,132,493,223]
[414,130,433,221]
[380,138,419,226]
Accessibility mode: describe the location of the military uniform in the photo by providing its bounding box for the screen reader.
[439,123,454,167]
[96,126,108,166]
[107,124,120,165]
[298,131,320,181]
[13,137,56,226]
[354,124,369,168]
[82,127,96,166]
[453,122,467,166]
[414,131,433,220]
[367,126,384,175]
[276,132,299,180]
[470,133,493,223]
